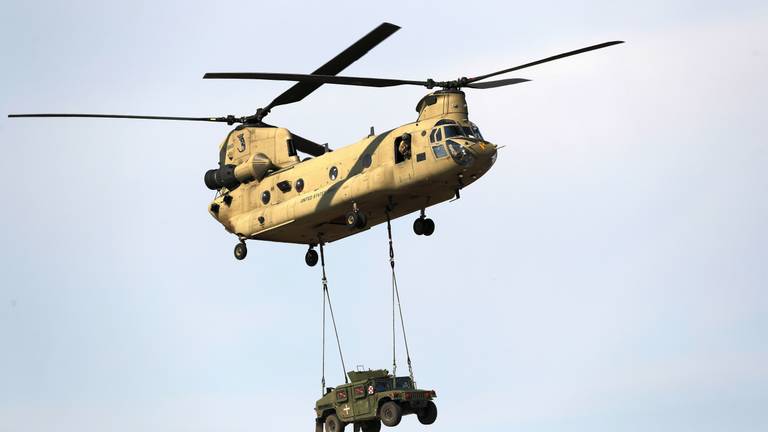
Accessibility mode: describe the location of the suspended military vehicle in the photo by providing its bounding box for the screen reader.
[316,369,436,432]
[8,23,623,265]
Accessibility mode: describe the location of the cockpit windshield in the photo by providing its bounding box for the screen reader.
[443,125,466,139]
[462,123,483,139]
[430,122,484,143]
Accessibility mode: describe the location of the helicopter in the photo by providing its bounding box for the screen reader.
[8,23,623,266]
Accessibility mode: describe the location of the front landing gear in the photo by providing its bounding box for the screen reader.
[234,241,247,260]
[305,245,319,267]
[346,211,367,229]
[345,203,368,230]
[413,210,435,236]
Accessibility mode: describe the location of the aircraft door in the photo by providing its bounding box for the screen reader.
[393,133,414,185]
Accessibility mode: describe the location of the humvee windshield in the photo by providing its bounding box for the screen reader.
[373,377,413,392]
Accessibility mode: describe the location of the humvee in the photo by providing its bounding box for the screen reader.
[315,369,437,432]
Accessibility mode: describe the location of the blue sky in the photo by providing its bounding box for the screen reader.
[1,1,767,431]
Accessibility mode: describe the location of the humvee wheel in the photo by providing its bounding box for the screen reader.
[305,248,319,267]
[325,414,345,432]
[413,217,425,235]
[422,218,435,236]
[234,242,247,260]
[417,401,438,425]
[379,401,402,427]
[361,420,381,432]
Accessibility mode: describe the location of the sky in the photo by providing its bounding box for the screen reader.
[1,1,767,431]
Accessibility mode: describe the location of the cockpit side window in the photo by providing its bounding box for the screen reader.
[429,129,437,143]
[435,128,442,142]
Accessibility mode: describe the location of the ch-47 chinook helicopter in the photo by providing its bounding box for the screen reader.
[9,23,623,266]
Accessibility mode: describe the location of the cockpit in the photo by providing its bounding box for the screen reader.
[428,119,482,167]
[429,119,484,143]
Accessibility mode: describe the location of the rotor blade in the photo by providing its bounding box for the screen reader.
[260,121,331,156]
[204,72,426,88]
[8,113,242,124]
[255,22,399,112]
[464,78,531,89]
[292,132,329,156]
[466,41,624,84]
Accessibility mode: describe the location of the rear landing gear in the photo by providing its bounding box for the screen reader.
[305,245,319,267]
[413,210,435,236]
[234,241,247,260]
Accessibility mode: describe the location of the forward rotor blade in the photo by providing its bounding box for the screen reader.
[204,72,426,88]
[8,113,242,124]
[465,78,531,89]
[255,22,399,112]
[467,41,624,84]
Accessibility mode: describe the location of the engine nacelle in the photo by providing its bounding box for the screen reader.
[204,153,275,190]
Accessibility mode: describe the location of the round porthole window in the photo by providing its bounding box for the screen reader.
[329,166,339,180]
[296,178,305,192]
[261,190,271,204]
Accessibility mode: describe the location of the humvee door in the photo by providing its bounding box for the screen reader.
[335,387,355,422]
[352,383,373,417]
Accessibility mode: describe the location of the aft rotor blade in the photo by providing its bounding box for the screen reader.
[8,113,243,124]
[258,22,400,112]
[260,121,331,156]
[204,72,426,88]
[292,132,329,156]
[467,41,624,84]
[465,78,531,89]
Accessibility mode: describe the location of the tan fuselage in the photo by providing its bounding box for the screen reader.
[208,90,498,245]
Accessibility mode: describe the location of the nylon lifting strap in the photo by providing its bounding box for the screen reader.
[386,212,415,383]
[320,242,348,395]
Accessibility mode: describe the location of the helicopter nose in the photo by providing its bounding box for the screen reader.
[469,140,498,161]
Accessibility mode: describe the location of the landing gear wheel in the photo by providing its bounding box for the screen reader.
[325,414,345,432]
[346,211,358,228]
[305,248,319,267]
[422,218,435,236]
[355,212,368,229]
[234,242,247,260]
[413,217,425,235]
[361,420,381,432]
[379,401,402,427]
[417,401,438,425]
[346,211,367,229]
